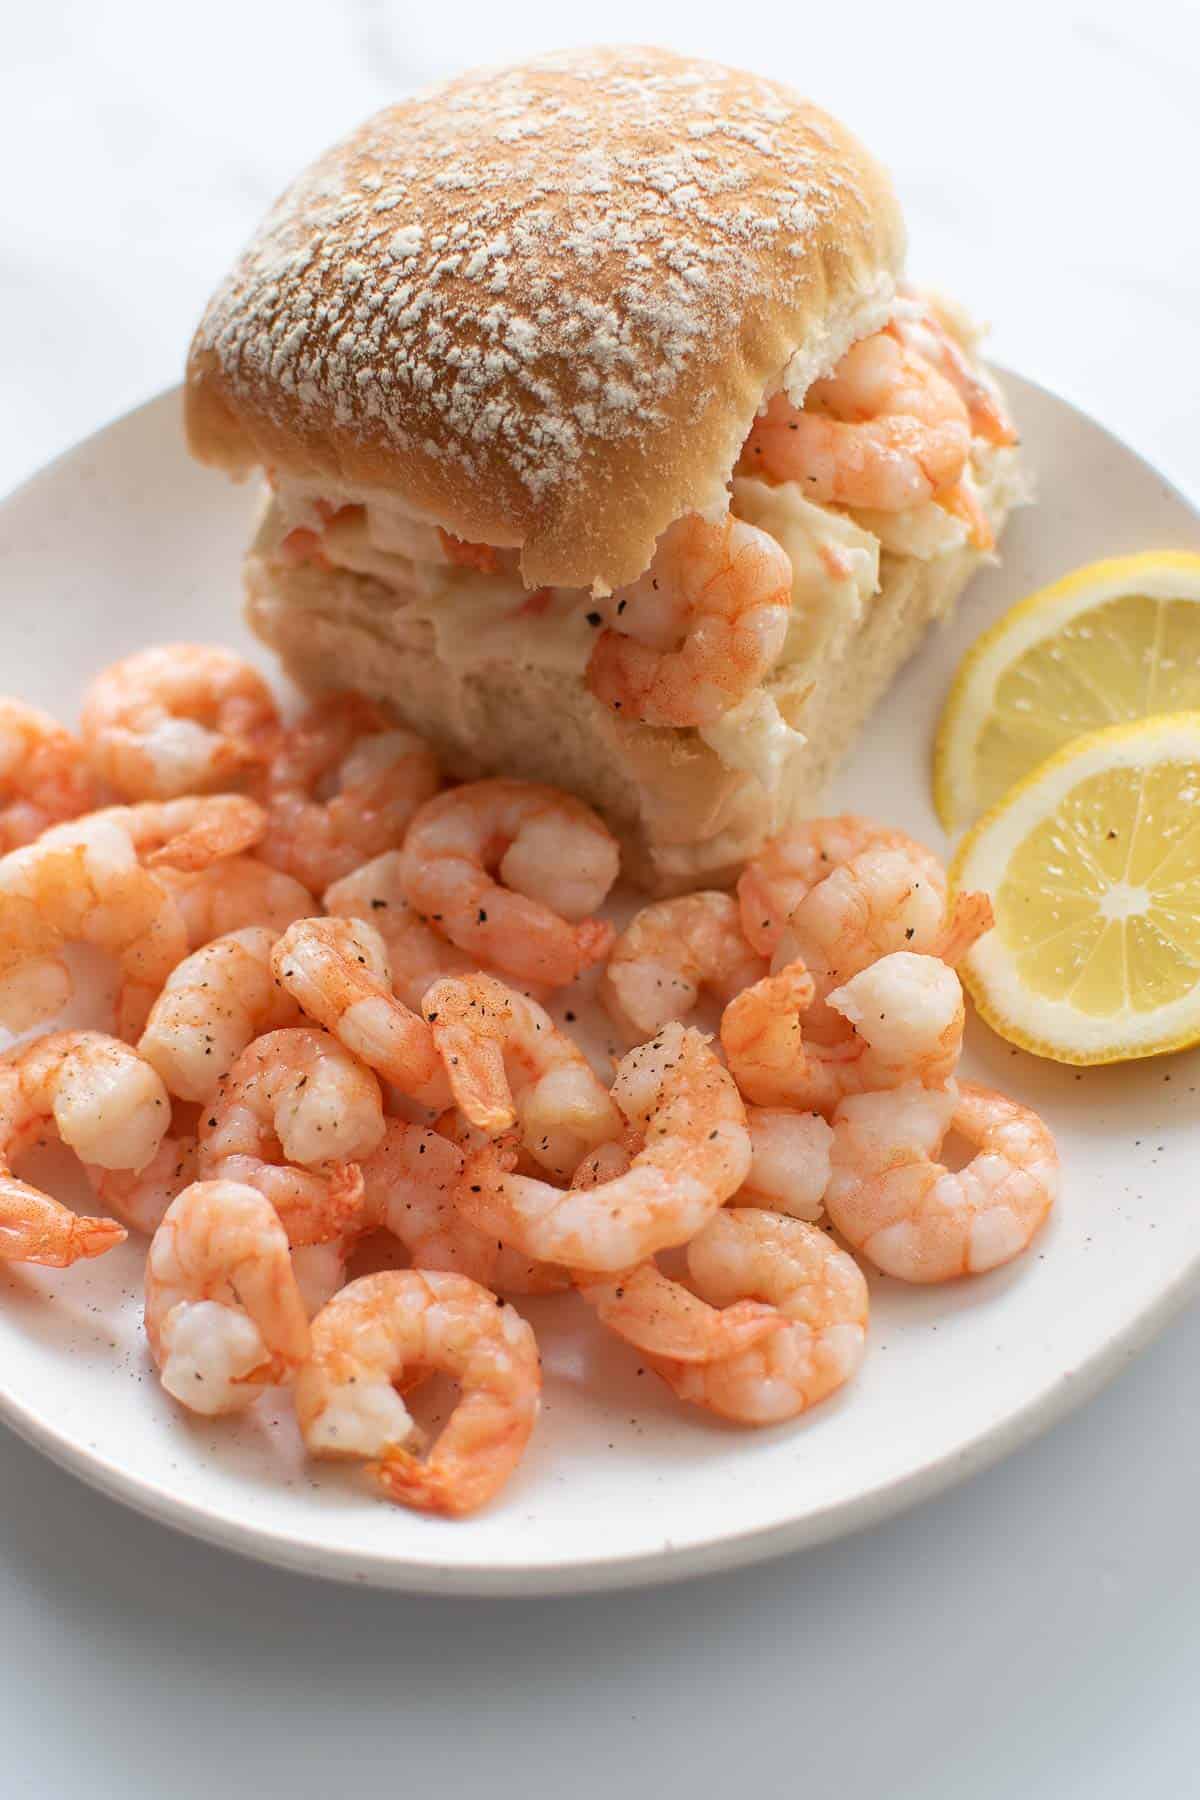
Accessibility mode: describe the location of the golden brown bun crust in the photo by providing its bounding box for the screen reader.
[186,46,904,592]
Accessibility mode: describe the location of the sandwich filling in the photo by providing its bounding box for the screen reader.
[254,291,1023,813]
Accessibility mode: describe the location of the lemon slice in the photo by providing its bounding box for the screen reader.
[934,552,1200,830]
[950,714,1200,1064]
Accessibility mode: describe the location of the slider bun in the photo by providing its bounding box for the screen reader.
[186,45,905,593]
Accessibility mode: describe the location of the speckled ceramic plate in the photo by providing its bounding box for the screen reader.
[0,375,1197,1594]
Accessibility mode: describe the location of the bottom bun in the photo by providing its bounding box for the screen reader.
[246,475,1017,894]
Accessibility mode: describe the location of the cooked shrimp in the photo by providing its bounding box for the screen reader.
[887,296,1017,447]
[648,1208,869,1424]
[80,645,281,801]
[738,816,946,958]
[741,331,972,515]
[601,892,767,1041]
[0,814,182,1031]
[96,795,266,873]
[568,1145,780,1361]
[160,856,316,951]
[0,1031,171,1266]
[586,513,793,727]
[295,1269,541,1516]
[400,780,618,987]
[826,1080,1058,1282]
[138,927,301,1103]
[422,974,620,1177]
[459,1023,751,1271]
[324,851,475,1010]
[197,1028,385,1246]
[144,1179,310,1414]
[255,694,441,891]
[361,1118,568,1296]
[87,1120,199,1236]
[738,1107,833,1220]
[774,844,990,1039]
[0,699,97,851]
[271,916,449,1108]
[722,952,965,1114]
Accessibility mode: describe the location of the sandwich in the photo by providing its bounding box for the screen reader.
[185,45,1024,893]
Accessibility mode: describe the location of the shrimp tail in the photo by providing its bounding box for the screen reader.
[571,917,616,975]
[0,1207,127,1267]
[370,1450,476,1518]
[937,890,994,965]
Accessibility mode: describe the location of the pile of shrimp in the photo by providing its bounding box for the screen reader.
[0,644,1056,1517]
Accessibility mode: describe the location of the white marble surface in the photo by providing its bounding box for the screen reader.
[2,2,1199,1793]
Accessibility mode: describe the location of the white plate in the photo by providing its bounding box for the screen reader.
[0,377,1197,1595]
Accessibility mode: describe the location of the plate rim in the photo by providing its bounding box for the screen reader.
[1,371,1198,1596]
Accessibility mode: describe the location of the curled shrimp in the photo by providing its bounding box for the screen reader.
[80,645,280,801]
[422,973,620,1178]
[295,1269,541,1516]
[827,1080,1058,1283]
[197,1027,385,1246]
[567,1144,780,1362]
[648,1208,869,1425]
[775,844,991,1040]
[722,952,965,1115]
[159,856,316,952]
[362,1118,568,1296]
[324,850,474,1010]
[0,699,97,851]
[400,780,619,988]
[887,294,1016,447]
[459,1022,751,1272]
[255,694,441,891]
[138,926,302,1103]
[0,814,183,1032]
[586,513,792,728]
[0,1031,171,1266]
[144,1179,310,1414]
[741,332,973,519]
[737,816,945,958]
[601,892,767,1042]
[94,795,266,873]
[88,1113,199,1236]
[739,1107,833,1220]
[271,916,449,1108]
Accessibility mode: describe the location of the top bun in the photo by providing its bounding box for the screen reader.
[186,46,905,592]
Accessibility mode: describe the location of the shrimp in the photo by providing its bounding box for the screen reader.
[400,780,619,988]
[0,1031,171,1266]
[601,892,767,1042]
[565,1151,781,1359]
[826,1080,1058,1282]
[254,694,441,891]
[144,1180,310,1414]
[324,851,475,1010]
[737,816,945,958]
[458,1022,751,1272]
[586,513,793,728]
[738,1107,833,1220]
[0,814,183,1032]
[741,331,972,516]
[271,916,449,1108]
[774,845,990,1040]
[722,951,965,1115]
[80,645,281,801]
[138,927,302,1103]
[94,795,266,873]
[648,1208,869,1424]
[361,1118,569,1296]
[87,1118,199,1236]
[295,1269,541,1515]
[421,973,620,1177]
[0,699,97,851]
[887,295,1017,447]
[159,856,316,951]
[197,1028,385,1246]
